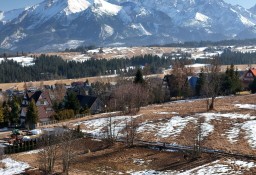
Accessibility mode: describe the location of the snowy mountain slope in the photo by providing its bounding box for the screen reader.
[0,8,24,24]
[249,4,256,14]
[1,0,256,51]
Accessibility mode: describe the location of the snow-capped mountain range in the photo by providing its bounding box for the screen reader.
[0,0,256,52]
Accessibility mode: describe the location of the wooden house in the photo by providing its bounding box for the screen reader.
[241,68,256,87]
[77,95,104,114]
[20,90,55,126]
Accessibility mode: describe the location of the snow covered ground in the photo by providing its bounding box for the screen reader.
[137,116,195,139]
[235,104,256,110]
[0,56,34,66]
[0,158,30,175]
[74,115,141,138]
[130,159,255,175]
[74,110,256,149]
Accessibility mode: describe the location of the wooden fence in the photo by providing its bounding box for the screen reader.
[38,114,89,127]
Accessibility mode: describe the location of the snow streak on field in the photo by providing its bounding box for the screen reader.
[235,104,256,110]
[74,115,141,138]
[137,116,195,138]
[130,159,255,175]
[0,158,30,175]
[73,105,256,149]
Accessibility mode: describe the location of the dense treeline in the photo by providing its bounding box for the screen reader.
[0,54,174,83]
[152,38,256,47]
[195,50,256,65]
[1,49,256,83]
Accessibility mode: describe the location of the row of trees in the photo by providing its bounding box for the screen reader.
[0,97,38,129]
[0,54,173,83]
[164,59,243,110]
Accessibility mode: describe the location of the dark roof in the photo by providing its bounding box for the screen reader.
[77,95,98,108]
[27,91,42,102]
[26,90,52,106]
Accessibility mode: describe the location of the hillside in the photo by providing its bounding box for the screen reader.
[5,94,256,174]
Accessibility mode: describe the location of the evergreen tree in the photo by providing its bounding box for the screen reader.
[65,93,80,114]
[10,100,20,126]
[221,65,241,95]
[249,78,256,94]
[26,99,38,129]
[195,70,206,96]
[134,69,144,84]
[3,101,11,125]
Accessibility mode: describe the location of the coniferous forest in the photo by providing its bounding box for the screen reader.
[0,50,256,83]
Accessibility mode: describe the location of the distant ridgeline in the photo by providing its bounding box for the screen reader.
[0,51,256,83]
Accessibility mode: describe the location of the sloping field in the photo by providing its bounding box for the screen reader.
[71,94,256,155]
[4,94,256,174]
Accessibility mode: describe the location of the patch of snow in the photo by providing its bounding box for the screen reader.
[0,158,30,175]
[235,104,256,110]
[64,0,91,15]
[75,115,141,138]
[0,56,34,67]
[201,123,214,138]
[185,63,210,68]
[153,112,178,115]
[178,159,256,175]
[241,120,256,148]
[239,15,254,27]
[131,23,152,36]
[137,116,195,138]
[130,159,256,174]
[225,124,241,144]
[21,149,43,155]
[195,12,210,22]
[199,113,256,121]
[100,24,114,39]
[92,0,122,16]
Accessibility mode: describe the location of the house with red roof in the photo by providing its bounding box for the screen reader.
[243,68,256,81]
[20,90,55,126]
[242,68,256,87]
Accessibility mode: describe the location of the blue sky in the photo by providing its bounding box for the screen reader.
[0,0,255,11]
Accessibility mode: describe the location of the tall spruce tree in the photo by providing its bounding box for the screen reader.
[195,69,206,96]
[65,92,80,114]
[134,69,144,84]
[221,65,241,95]
[3,101,11,126]
[26,99,38,129]
[10,100,20,126]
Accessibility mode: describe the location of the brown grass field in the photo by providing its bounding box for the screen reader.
[8,93,254,174]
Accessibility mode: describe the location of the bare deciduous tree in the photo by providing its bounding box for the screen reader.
[202,59,221,110]
[60,129,83,175]
[124,117,138,147]
[37,134,60,174]
[109,82,148,114]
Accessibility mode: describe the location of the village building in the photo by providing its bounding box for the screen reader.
[77,95,104,114]
[241,68,256,88]
[20,90,55,126]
